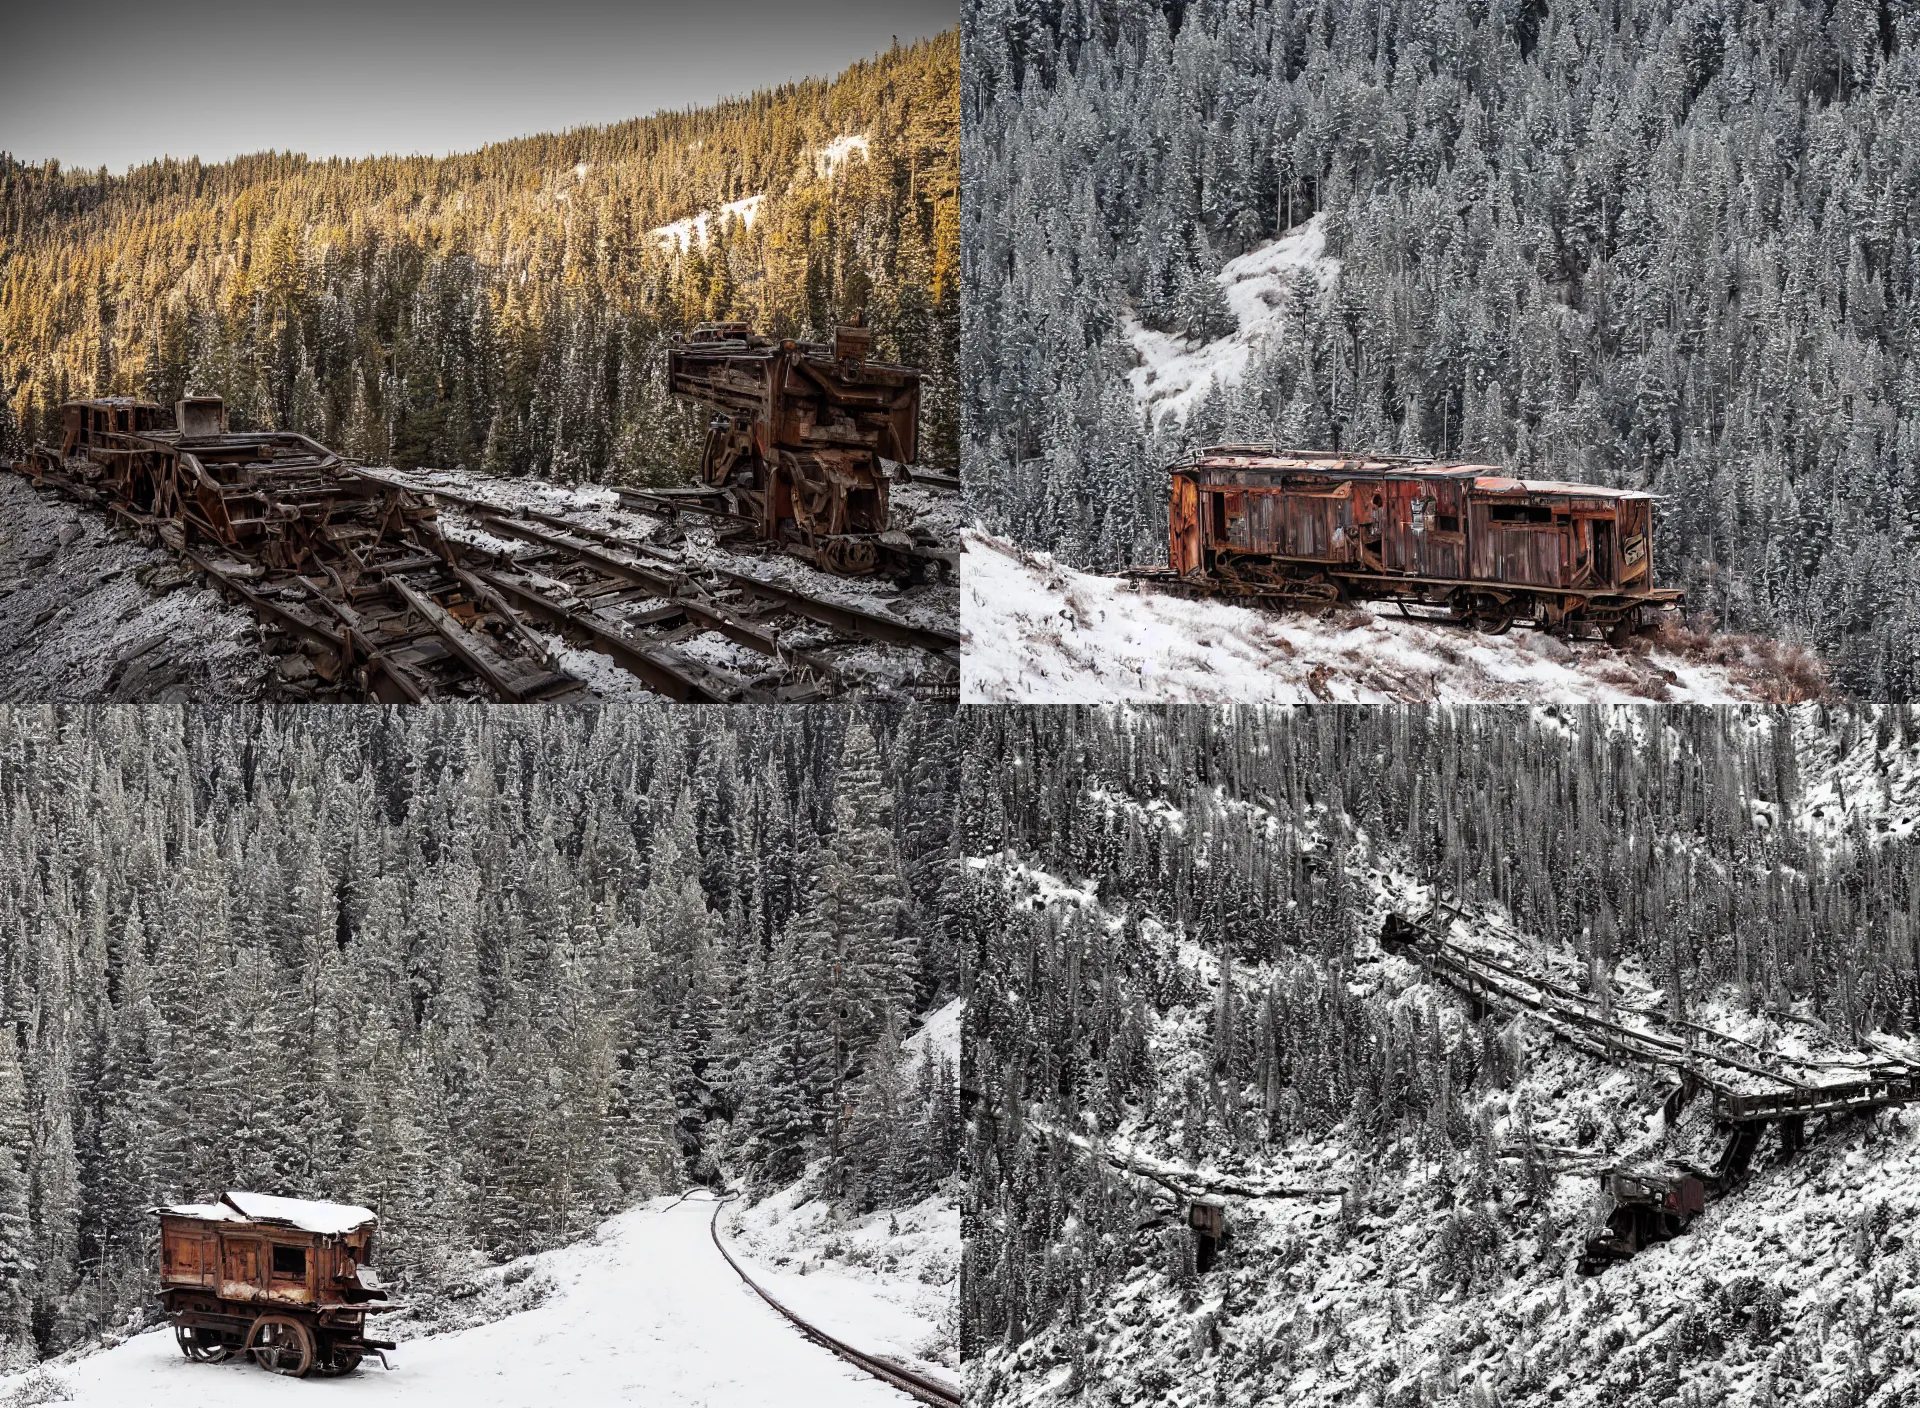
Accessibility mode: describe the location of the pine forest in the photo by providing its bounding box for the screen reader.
[963,0,1920,696]
[0,702,960,1367]
[0,32,958,483]
[962,703,1920,1407]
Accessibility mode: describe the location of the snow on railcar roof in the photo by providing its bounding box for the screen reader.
[221,1191,376,1234]
[152,1201,242,1222]
[154,1192,375,1234]
[1181,448,1653,498]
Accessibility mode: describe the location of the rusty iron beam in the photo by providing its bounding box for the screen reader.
[475,569,725,703]
[714,569,961,654]
[387,577,574,701]
[475,514,686,595]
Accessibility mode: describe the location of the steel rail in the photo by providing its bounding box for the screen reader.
[1401,905,1920,1125]
[706,1199,960,1407]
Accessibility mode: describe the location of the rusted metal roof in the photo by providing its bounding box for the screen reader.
[1181,448,1653,501]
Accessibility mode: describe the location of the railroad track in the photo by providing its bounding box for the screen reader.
[1385,901,1920,1124]
[355,470,959,701]
[6,455,958,702]
[707,1198,960,1407]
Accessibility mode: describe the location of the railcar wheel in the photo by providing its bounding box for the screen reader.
[247,1315,315,1378]
[1469,595,1514,635]
[314,1342,365,1377]
[175,1324,232,1363]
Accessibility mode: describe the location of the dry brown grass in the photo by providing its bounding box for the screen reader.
[1642,619,1835,703]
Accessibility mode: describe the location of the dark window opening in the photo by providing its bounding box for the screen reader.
[1436,514,1461,534]
[271,1245,307,1279]
[1488,504,1553,524]
[1210,492,1228,539]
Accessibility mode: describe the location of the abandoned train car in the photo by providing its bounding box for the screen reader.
[1159,447,1683,639]
[156,1191,395,1378]
[668,319,922,576]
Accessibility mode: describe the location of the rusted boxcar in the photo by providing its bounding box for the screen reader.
[667,319,922,575]
[155,1191,395,1377]
[1159,447,1683,640]
[25,394,446,574]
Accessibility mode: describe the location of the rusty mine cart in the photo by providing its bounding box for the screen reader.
[667,319,924,576]
[155,1191,396,1377]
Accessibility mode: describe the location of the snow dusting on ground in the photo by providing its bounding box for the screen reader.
[1,1194,920,1407]
[0,473,272,701]
[977,729,1920,1408]
[1124,216,1338,427]
[720,999,962,1387]
[961,531,1771,704]
[722,1187,957,1386]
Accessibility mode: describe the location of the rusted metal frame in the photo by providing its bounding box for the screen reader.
[303,589,429,703]
[498,507,687,565]
[475,569,723,703]
[386,577,563,702]
[180,549,345,660]
[713,569,961,653]
[475,514,687,595]
[1718,1077,1920,1124]
[614,486,759,524]
[447,565,567,667]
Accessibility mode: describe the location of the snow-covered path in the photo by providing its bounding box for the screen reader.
[7,1194,915,1407]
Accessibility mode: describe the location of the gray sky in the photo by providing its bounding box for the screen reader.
[1,0,954,173]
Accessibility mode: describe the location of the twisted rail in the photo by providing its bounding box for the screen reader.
[1393,902,1920,1126]
[707,1197,960,1407]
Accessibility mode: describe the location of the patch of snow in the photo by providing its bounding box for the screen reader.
[812,134,871,178]
[1125,216,1339,428]
[5,1194,914,1407]
[905,998,961,1066]
[960,530,1760,703]
[651,194,763,252]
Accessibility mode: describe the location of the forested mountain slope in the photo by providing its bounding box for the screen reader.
[0,32,957,482]
[962,0,1920,696]
[962,705,1920,1408]
[0,703,959,1368]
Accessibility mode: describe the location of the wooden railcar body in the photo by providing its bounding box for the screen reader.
[155,1191,395,1378]
[1164,447,1682,638]
[668,321,922,575]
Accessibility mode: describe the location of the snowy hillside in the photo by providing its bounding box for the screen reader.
[961,531,1818,703]
[1124,216,1338,428]
[649,130,871,250]
[0,1194,926,1407]
[0,473,269,701]
[962,706,1920,1408]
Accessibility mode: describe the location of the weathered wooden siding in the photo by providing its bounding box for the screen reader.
[1383,477,1467,578]
[1169,474,1202,574]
